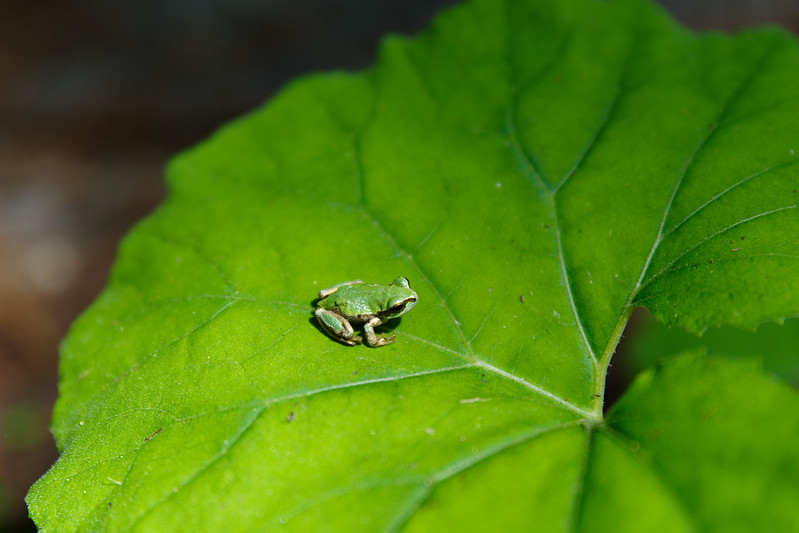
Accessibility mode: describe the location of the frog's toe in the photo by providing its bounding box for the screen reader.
[370,334,396,347]
[345,335,363,346]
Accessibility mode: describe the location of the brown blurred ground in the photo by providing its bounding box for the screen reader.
[0,0,796,530]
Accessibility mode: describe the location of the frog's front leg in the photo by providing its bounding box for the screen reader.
[364,317,396,347]
[318,279,363,299]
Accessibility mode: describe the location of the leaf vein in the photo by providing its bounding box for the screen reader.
[637,204,799,293]
[564,424,594,532]
[389,421,583,532]
[633,34,780,295]
[663,157,799,239]
[126,406,267,530]
[505,110,597,361]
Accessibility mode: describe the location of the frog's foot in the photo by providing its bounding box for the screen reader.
[364,317,396,348]
[315,308,361,346]
[371,334,395,347]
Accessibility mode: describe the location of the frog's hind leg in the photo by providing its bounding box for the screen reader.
[318,279,363,299]
[315,308,362,346]
[364,317,396,347]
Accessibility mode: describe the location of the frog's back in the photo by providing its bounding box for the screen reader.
[320,284,375,318]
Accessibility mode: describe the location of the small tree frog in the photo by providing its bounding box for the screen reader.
[314,277,418,347]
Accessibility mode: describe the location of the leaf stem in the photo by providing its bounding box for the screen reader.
[593,305,634,418]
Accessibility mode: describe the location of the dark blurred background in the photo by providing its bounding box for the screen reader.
[0,0,797,530]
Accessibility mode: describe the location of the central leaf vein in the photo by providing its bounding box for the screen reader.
[346,113,595,419]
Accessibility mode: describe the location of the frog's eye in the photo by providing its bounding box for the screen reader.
[391,303,407,314]
[391,296,417,315]
[393,277,411,289]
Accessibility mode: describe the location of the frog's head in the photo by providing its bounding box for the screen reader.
[386,276,418,318]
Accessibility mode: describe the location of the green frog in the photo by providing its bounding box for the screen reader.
[314,277,418,347]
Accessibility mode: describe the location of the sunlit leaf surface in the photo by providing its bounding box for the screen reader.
[28,0,799,530]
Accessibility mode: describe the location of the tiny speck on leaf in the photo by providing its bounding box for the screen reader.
[731,248,741,252]
[287,412,295,423]
[519,295,525,303]
[144,428,164,443]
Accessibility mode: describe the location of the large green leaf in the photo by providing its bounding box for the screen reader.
[28,0,799,530]
[602,353,799,533]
